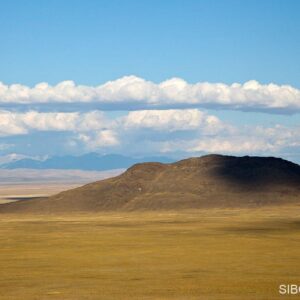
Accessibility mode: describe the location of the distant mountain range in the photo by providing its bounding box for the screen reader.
[0,168,124,184]
[1,153,174,171]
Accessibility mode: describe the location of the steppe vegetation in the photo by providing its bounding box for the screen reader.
[1,206,300,299]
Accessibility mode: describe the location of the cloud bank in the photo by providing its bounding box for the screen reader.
[1,76,300,113]
[1,109,299,158]
[0,110,110,137]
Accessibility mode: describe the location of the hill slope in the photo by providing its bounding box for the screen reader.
[1,154,300,213]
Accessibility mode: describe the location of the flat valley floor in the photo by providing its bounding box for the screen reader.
[1,206,300,299]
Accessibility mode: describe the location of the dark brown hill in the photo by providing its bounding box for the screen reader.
[1,155,300,213]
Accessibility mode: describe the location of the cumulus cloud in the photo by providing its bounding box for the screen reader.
[0,76,300,113]
[77,130,119,149]
[122,109,225,133]
[0,109,224,136]
[189,138,275,153]
[0,110,120,150]
[0,110,110,137]
[0,108,300,157]
[154,124,300,155]
[0,113,28,136]
[118,110,300,156]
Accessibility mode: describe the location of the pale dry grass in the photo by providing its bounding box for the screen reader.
[1,206,300,299]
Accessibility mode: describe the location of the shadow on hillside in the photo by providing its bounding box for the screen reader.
[212,156,300,187]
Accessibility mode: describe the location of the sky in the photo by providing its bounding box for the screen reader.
[0,0,300,163]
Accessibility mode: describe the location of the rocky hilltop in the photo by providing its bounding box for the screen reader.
[1,155,300,213]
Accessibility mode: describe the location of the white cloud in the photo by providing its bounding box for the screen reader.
[154,137,275,155]
[189,138,275,153]
[122,109,224,133]
[154,124,300,155]
[1,76,300,113]
[0,110,120,151]
[0,153,34,165]
[120,111,300,156]
[21,111,79,131]
[77,130,119,149]
[0,112,28,136]
[0,110,110,136]
[0,109,224,137]
[0,108,300,156]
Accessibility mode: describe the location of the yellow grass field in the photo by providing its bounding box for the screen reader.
[1,206,300,299]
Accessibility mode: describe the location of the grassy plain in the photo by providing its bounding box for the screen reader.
[1,206,300,299]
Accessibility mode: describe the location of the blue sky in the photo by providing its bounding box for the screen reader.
[0,0,300,163]
[1,0,300,86]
